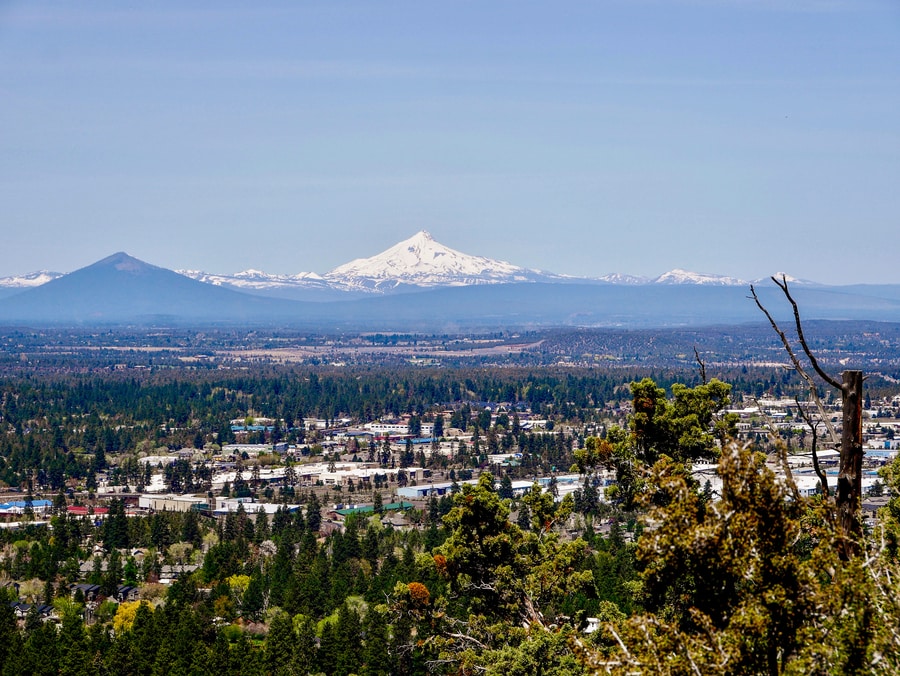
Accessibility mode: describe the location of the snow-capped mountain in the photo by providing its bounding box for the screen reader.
[0,270,64,288]
[0,233,821,298]
[652,269,747,286]
[0,270,63,289]
[4,251,895,329]
[178,268,333,291]
[597,269,747,286]
[175,230,563,295]
[598,273,651,285]
[752,272,820,287]
[323,230,561,291]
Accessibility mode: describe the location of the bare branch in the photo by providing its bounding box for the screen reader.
[446,632,490,651]
[794,396,830,498]
[779,437,801,504]
[693,346,707,385]
[770,275,842,390]
[743,401,797,501]
[607,625,633,662]
[749,284,839,446]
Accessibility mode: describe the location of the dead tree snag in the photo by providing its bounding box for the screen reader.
[751,276,864,558]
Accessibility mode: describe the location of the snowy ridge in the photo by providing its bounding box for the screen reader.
[752,272,820,287]
[177,268,332,291]
[598,273,651,285]
[0,270,64,288]
[0,233,822,295]
[652,269,747,286]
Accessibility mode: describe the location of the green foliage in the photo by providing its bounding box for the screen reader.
[5,367,900,675]
[431,472,595,671]
[581,377,739,509]
[638,448,811,651]
[460,626,585,676]
[631,377,737,464]
[878,455,900,558]
[588,443,900,675]
[437,473,521,616]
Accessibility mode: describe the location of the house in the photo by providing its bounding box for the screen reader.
[79,559,108,577]
[159,564,199,585]
[381,513,412,529]
[10,602,55,621]
[116,585,140,602]
[70,583,101,602]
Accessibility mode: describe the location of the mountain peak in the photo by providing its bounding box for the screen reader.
[410,229,434,242]
[94,252,155,273]
[763,272,819,286]
[324,231,549,291]
[597,272,651,285]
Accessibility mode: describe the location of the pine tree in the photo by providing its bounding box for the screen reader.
[104,498,130,550]
[180,509,201,546]
[316,621,339,676]
[255,510,270,543]
[58,612,90,676]
[242,570,265,621]
[265,611,296,676]
[292,615,317,675]
[19,620,60,676]
[362,607,392,676]
[306,492,322,533]
[335,602,362,675]
[0,589,16,673]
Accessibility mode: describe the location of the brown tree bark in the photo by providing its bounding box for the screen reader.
[837,370,864,558]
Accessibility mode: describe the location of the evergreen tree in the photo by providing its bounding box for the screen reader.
[499,474,514,499]
[242,569,265,621]
[372,491,383,515]
[18,619,60,676]
[316,620,339,676]
[362,606,392,676]
[254,509,270,543]
[335,602,362,675]
[433,414,444,439]
[102,548,123,596]
[58,611,90,676]
[293,615,317,675]
[0,589,16,673]
[129,602,159,676]
[104,498,130,550]
[306,492,322,533]
[265,611,296,676]
[181,509,201,547]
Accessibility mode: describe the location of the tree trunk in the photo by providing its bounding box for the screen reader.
[837,370,864,558]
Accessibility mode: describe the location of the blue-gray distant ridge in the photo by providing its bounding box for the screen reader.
[1,251,900,329]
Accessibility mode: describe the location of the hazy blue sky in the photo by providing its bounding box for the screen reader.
[1,1,898,284]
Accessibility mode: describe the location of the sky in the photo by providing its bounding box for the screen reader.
[1,1,898,285]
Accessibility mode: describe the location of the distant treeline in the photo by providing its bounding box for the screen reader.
[0,355,892,488]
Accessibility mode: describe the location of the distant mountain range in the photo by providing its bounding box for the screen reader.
[178,231,572,298]
[0,231,815,299]
[176,232,820,294]
[0,233,897,329]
